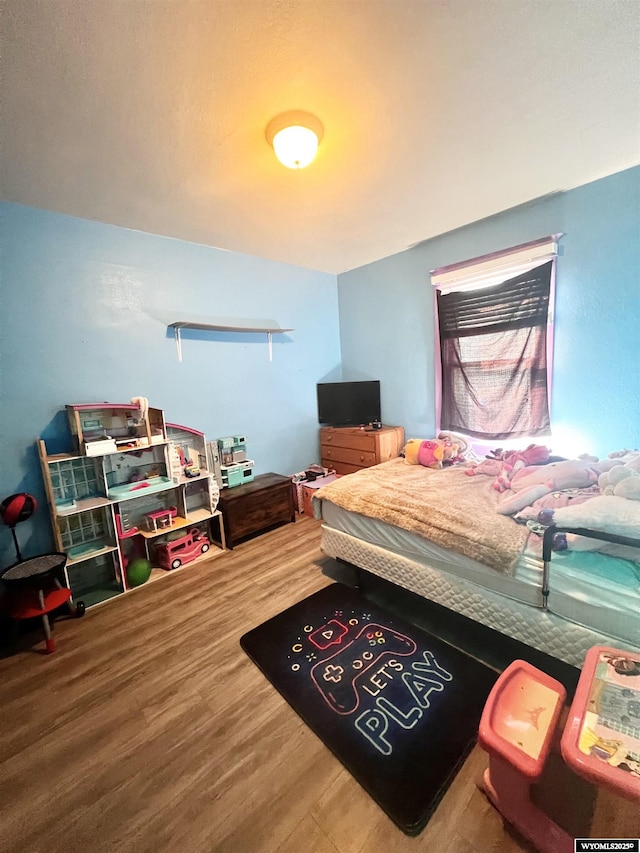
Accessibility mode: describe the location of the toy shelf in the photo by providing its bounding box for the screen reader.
[71,581,122,609]
[173,470,212,487]
[37,404,226,610]
[66,542,119,568]
[43,443,169,465]
[66,402,166,457]
[106,476,174,501]
[146,560,209,586]
[82,588,121,608]
[56,496,114,516]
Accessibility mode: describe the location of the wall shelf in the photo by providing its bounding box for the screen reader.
[168,321,293,362]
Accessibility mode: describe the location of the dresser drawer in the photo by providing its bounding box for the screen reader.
[318,425,404,475]
[321,459,365,475]
[319,428,376,453]
[321,444,377,468]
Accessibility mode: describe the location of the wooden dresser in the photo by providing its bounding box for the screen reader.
[217,473,295,549]
[319,425,405,475]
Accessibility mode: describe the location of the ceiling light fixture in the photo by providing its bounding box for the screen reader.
[265,110,324,169]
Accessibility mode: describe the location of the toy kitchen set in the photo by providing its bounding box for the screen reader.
[207,435,255,489]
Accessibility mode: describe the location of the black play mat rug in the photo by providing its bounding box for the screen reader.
[240,583,498,835]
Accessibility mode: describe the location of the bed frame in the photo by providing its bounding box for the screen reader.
[541,525,640,606]
[321,524,640,669]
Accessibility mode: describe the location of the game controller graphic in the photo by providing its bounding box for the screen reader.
[309,619,348,650]
[310,623,417,715]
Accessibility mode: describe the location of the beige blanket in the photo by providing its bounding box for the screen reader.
[314,458,529,575]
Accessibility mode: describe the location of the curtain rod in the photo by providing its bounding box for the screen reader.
[430,233,564,277]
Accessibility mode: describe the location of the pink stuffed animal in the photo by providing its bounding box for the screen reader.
[492,444,550,491]
[497,459,609,515]
[465,458,503,478]
[466,443,550,491]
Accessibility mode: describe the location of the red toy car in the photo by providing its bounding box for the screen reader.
[156,527,210,570]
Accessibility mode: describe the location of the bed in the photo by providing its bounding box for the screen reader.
[313,457,640,668]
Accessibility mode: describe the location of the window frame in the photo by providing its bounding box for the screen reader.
[430,235,561,441]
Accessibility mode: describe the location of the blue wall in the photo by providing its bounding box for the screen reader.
[0,202,341,562]
[337,167,640,459]
[2,166,638,563]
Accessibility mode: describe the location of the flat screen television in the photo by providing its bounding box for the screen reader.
[316,380,381,427]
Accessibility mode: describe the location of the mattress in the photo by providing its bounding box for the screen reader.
[321,500,543,607]
[319,501,640,662]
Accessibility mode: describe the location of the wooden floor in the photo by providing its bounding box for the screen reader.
[1,515,637,852]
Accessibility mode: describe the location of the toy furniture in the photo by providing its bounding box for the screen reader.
[479,648,639,852]
[561,645,640,803]
[478,660,570,852]
[1,553,85,653]
[144,506,177,531]
[215,435,254,488]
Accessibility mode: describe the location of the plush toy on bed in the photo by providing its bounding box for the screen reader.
[598,454,640,501]
[465,457,504,478]
[403,438,452,469]
[465,443,550,491]
[549,492,640,561]
[542,453,640,559]
[403,432,469,469]
[513,486,601,522]
[496,457,622,515]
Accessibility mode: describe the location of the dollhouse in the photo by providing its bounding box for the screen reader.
[37,402,225,608]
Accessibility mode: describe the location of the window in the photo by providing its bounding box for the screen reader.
[431,236,559,441]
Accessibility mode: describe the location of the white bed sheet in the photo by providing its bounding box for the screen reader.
[319,501,640,650]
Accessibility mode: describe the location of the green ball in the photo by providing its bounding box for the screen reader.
[127,558,152,588]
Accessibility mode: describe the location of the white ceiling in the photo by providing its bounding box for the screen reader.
[2,0,639,274]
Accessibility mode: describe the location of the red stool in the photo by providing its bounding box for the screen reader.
[1,553,85,653]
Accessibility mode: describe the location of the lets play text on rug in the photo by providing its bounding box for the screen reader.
[241,583,497,835]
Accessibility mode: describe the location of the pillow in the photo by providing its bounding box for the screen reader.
[552,495,640,539]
